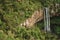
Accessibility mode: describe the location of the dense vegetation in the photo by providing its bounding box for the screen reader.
[0,0,60,40]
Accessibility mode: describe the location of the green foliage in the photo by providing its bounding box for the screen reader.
[0,0,60,40]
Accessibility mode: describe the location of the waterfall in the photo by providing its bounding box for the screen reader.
[44,7,51,32]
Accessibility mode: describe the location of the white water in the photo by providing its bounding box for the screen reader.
[44,7,51,32]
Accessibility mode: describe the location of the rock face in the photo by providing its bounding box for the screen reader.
[20,9,43,28]
[20,9,60,28]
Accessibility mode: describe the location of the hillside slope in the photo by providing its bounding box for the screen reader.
[0,0,60,40]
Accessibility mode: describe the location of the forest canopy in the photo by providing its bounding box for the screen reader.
[0,0,60,40]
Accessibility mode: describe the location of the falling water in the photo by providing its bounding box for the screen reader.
[44,7,51,32]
